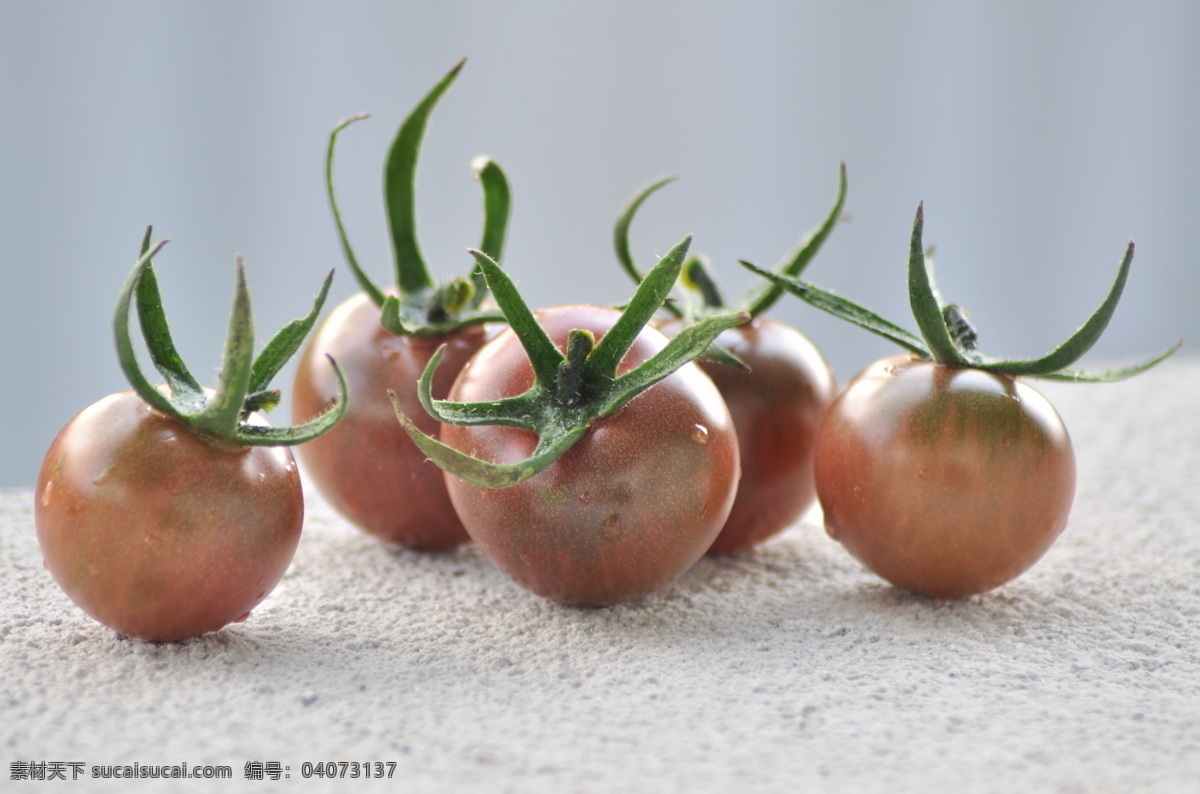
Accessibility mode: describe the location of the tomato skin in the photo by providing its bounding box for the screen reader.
[34,391,303,642]
[815,354,1076,598]
[660,317,836,553]
[442,305,741,606]
[291,291,488,549]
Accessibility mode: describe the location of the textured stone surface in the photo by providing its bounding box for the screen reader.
[3,358,1198,792]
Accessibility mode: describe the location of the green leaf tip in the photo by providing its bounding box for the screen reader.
[113,231,346,447]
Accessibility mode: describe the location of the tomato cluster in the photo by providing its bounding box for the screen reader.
[34,60,1179,642]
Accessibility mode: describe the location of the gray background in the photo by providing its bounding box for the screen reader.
[2,0,1196,488]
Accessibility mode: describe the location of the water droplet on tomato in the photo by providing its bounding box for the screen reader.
[92,468,114,487]
[825,523,839,540]
[234,611,251,623]
[257,472,267,484]
[918,467,932,481]
[690,424,710,444]
[40,482,53,507]
[853,485,865,504]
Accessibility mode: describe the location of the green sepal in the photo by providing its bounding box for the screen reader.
[585,234,694,382]
[612,175,679,313]
[325,113,384,305]
[749,202,1180,382]
[191,258,256,440]
[1024,341,1183,382]
[113,232,347,447]
[744,160,848,317]
[610,163,845,369]
[967,240,1142,377]
[681,255,725,309]
[467,248,564,386]
[385,58,465,295]
[410,345,537,429]
[739,260,931,357]
[379,290,507,338]
[237,355,349,446]
[395,234,749,489]
[132,229,205,413]
[697,342,751,373]
[393,388,589,489]
[472,155,511,306]
[907,202,969,366]
[595,309,750,417]
[325,62,513,337]
[114,237,185,421]
[249,269,333,393]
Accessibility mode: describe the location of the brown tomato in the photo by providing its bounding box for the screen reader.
[661,317,836,553]
[442,305,741,606]
[815,354,1076,598]
[292,292,489,549]
[35,391,303,641]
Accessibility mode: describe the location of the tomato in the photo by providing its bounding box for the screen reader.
[292,291,488,549]
[35,392,303,642]
[439,305,741,606]
[295,61,511,549]
[660,317,836,553]
[814,354,1076,598]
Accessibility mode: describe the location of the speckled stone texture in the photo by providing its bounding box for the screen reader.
[3,358,1198,793]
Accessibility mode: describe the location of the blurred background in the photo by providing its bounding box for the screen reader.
[2,1,1196,487]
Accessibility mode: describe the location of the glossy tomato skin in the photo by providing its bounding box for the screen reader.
[292,291,488,549]
[35,391,303,642]
[815,354,1076,598]
[660,317,836,554]
[442,305,741,606]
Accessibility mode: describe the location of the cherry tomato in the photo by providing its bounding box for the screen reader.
[292,291,488,549]
[440,305,741,606]
[35,392,303,642]
[815,354,1076,598]
[661,317,836,553]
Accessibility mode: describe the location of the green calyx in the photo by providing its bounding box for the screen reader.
[391,235,751,489]
[116,227,348,446]
[612,163,846,370]
[743,202,1181,382]
[614,162,847,321]
[326,58,511,337]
